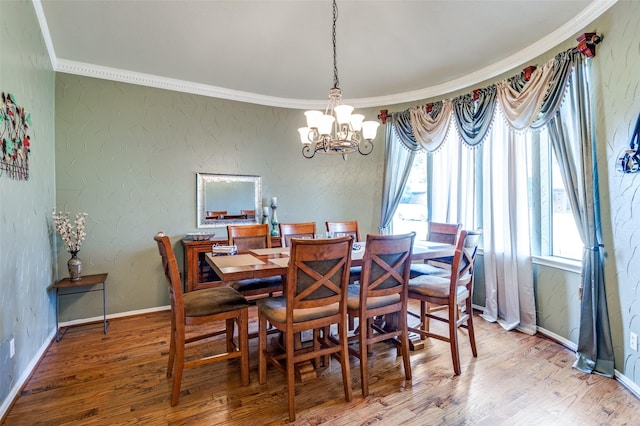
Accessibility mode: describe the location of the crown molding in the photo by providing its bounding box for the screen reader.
[38,0,617,110]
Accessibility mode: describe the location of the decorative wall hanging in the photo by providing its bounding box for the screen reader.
[1,92,32,181]
[616,112,640,173]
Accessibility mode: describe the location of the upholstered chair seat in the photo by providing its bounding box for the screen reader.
[257,296,340,323]
[408,274,470,299]
[183,287,249,317]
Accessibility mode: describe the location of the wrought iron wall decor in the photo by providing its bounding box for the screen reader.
[616,112,640,174]
[1,92,32,181]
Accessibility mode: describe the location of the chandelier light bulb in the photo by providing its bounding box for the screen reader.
[350,114,365,131]
[305,110,323,128]
[334,104,354,124]
[362,121,380,140]
[318,115,335,135]
[298,127,311,144]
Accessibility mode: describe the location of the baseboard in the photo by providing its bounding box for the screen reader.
[0,305,170,422]
[615,370,640,399]
[536,326,578,351]
[0,329,55,422]
[537,326,640,400]
[58,304,170,327]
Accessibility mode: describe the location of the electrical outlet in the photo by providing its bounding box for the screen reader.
[9,338,15,358]
[631,332,638,352]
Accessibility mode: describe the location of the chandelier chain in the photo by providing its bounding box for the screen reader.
[332,0,339,89]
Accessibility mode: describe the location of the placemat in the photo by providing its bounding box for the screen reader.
[211,254,265,267]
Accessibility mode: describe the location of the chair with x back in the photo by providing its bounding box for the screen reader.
[154,232,249,406]
[257,235,354,422]
[407,229,481,375]
[345,232,415,397]
[279,222,317,248]
[325,220,361,241]
[326,220,362,283]
[409,221,462,279]
[226,223,283,299]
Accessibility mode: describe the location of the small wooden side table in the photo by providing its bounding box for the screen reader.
[53,273,109,341]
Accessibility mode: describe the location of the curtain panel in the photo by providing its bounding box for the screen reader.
[381,46,613,376]
[379,117,416,234]
[547,53,614,377]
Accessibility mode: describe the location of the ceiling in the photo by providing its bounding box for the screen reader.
[36,0,613,109]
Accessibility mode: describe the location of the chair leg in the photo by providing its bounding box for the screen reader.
[420,301,427,339]
[367,318,374,354]
[258,313,268,385]
[466,298,477,357]
[239,308,250,386]
[348,314,355,331]
[313,328,322,368]
[338,318,353,403]
[359,316,369,397]
[170,327,186,406]
[226,318,234,353]
[167,321,176,378]
[286,328,297,422]
[399,308,412,381]
[449,306,461,376]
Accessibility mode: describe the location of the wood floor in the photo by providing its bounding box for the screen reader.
[3,302,639,425]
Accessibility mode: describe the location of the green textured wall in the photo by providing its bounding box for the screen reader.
[0,0,56,408]
[54,75,385,320]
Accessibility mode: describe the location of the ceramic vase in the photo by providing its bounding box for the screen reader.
[68,251,82,281]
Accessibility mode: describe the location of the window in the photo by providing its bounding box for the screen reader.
[392,130,480,237]
[392,125,581,261]
[548,133,582,260]
[531,127,582,261]
[392,151,428,237]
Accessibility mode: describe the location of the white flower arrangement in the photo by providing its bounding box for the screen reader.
[52,210,88,253]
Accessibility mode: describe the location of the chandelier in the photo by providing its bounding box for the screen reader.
[298,0,379,160]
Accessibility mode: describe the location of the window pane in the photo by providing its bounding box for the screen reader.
[551,150,582,260]
[392,152,428,237]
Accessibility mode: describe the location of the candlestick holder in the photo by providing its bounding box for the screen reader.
[270,201,279,236]
[262,211,269,225]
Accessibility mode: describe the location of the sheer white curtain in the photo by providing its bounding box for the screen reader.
[480,117,536,334]
[429,130,477,229]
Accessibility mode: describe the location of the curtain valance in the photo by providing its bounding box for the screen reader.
[409,99,453,152]
[394,48,578,151]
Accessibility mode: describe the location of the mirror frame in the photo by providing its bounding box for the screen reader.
[197,173,262,228]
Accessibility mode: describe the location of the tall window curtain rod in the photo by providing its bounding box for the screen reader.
[377,33,602,127]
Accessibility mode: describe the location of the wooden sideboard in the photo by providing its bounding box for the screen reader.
[182,235,282,292]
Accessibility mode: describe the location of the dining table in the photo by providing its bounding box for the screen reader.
[205,239,455,284]
[204,239,456,359]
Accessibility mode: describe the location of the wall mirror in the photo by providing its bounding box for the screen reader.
[197,173,262,228]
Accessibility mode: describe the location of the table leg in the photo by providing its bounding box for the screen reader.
[55,288,62,342]
[102,282,108,334]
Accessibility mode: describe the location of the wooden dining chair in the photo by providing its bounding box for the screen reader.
[257,235,354,422]
[278,222,316,247]
[326,220,362,283]
[153,232,249,406]
[407,230,481,375]
[325,220,361,241]
[344,232,415,397]
[227,223,282,298]
[409,222,462,279]
[240,209,256,218]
